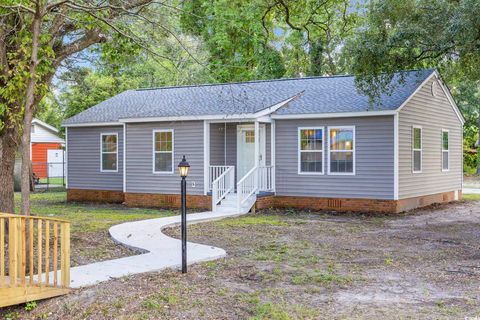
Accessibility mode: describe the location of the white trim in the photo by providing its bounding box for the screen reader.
[297,127,325,175]
[412,125,422,173]
[100,132,119,173]
[441,129,450,172]
[204,121,210,195]
[271,120,276,192]
[61,110,400,127]
[327,126,356,176]
[394,113,399,200]
[32,118,59,133]
[63,122,122,128]
[123,123,127,192]
[272,110,397,120]
[152,129,175,174]
[65,127,68,189]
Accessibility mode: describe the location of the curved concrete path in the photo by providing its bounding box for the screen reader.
[68,210,245,288]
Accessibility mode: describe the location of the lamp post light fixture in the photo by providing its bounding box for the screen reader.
[178,155,190,273]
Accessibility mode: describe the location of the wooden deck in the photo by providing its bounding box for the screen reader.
[0,213,71,308]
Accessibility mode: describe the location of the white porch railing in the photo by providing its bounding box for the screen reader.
[258,165,274,192]
[209,166,232,191]
[212,166,235,212]
[237,166,258,211]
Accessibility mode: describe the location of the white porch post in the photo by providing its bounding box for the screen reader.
[254,121,260,193]
[271,120,275,193]
[203,120,210,195]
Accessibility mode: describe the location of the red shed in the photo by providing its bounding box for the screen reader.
[31,119,65,179]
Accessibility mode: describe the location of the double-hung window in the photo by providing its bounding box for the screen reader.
[328,126,355,174]
[101,133,118,172]
[442,130,449,171]
[412,126,422,173]
[153,129,174,173]
[298,128,324,174]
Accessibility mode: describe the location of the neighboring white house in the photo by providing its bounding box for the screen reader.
[31,119,65,178]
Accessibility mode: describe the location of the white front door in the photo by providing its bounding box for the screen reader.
[47,149,64,178]
[237,125,266,180]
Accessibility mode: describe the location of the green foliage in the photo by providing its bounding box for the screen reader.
[60,68,139,120]
[24,301,37,312]
[348,0,480,170]
[180,0,357,81]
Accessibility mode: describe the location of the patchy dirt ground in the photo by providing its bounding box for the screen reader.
[2,201,479,319]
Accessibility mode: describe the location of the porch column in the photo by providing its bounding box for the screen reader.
[203,120,210,195]
[271,120,275,192]
[254,121,260,193]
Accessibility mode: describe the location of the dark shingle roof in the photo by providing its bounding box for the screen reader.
[63,69,434,125]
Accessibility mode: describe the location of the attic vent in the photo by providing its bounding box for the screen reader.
[328,199,342,209]
[431,81,439,97]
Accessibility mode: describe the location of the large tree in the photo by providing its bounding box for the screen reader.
[0,0,179,214]
[180,0,357,82]
[347,0,480,172]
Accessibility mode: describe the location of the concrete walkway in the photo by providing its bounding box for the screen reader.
[463,188,480,194]
[68,210,245,288]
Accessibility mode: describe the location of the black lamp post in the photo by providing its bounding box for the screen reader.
[178,155,190,273]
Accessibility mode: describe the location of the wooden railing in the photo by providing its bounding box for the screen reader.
[258,165,274,192]
[209,166,233,192]
[212,166,235,212]
[0,213,70,307]
[237,166,258,211]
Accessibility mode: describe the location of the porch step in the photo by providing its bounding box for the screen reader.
[215,193,256,214]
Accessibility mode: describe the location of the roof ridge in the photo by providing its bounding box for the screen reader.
[134,68,435,92]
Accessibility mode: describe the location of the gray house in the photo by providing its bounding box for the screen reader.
[63,69,464,213]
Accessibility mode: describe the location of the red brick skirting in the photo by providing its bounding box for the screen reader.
[68,189,461,214]
[396,190,461,213]
[124,193,212,210]
[256,190,462,214]
[67,189,125,203]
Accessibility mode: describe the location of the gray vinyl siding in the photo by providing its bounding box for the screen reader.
[275,116,395,199]
[67,126,123,191]
[398,78,463,198]
[126,121,204,195]
[210,123,225,165]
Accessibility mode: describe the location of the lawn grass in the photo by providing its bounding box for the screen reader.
[38,177,64,185]
[462,193,480,201]
[14,191,174,233]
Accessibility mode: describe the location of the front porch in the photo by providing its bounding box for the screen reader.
[204,120,275,213]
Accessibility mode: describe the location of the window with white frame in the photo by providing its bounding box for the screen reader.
[329,127,354,174]
[442,130,449,171]
[299,128,324,173]
[412,126,422,173]
[153,130,173,173]
[101,133,118,172]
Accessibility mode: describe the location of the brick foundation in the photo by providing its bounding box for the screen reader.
[255,190,462,214]
[67,189,125,203]
[124,193,211,210]
[68,189,461,214]
[396,190,461,213]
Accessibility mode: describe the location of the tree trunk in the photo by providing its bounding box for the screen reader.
[477,116,480,175]
[21,5,42,216]
[0,129,17,213]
